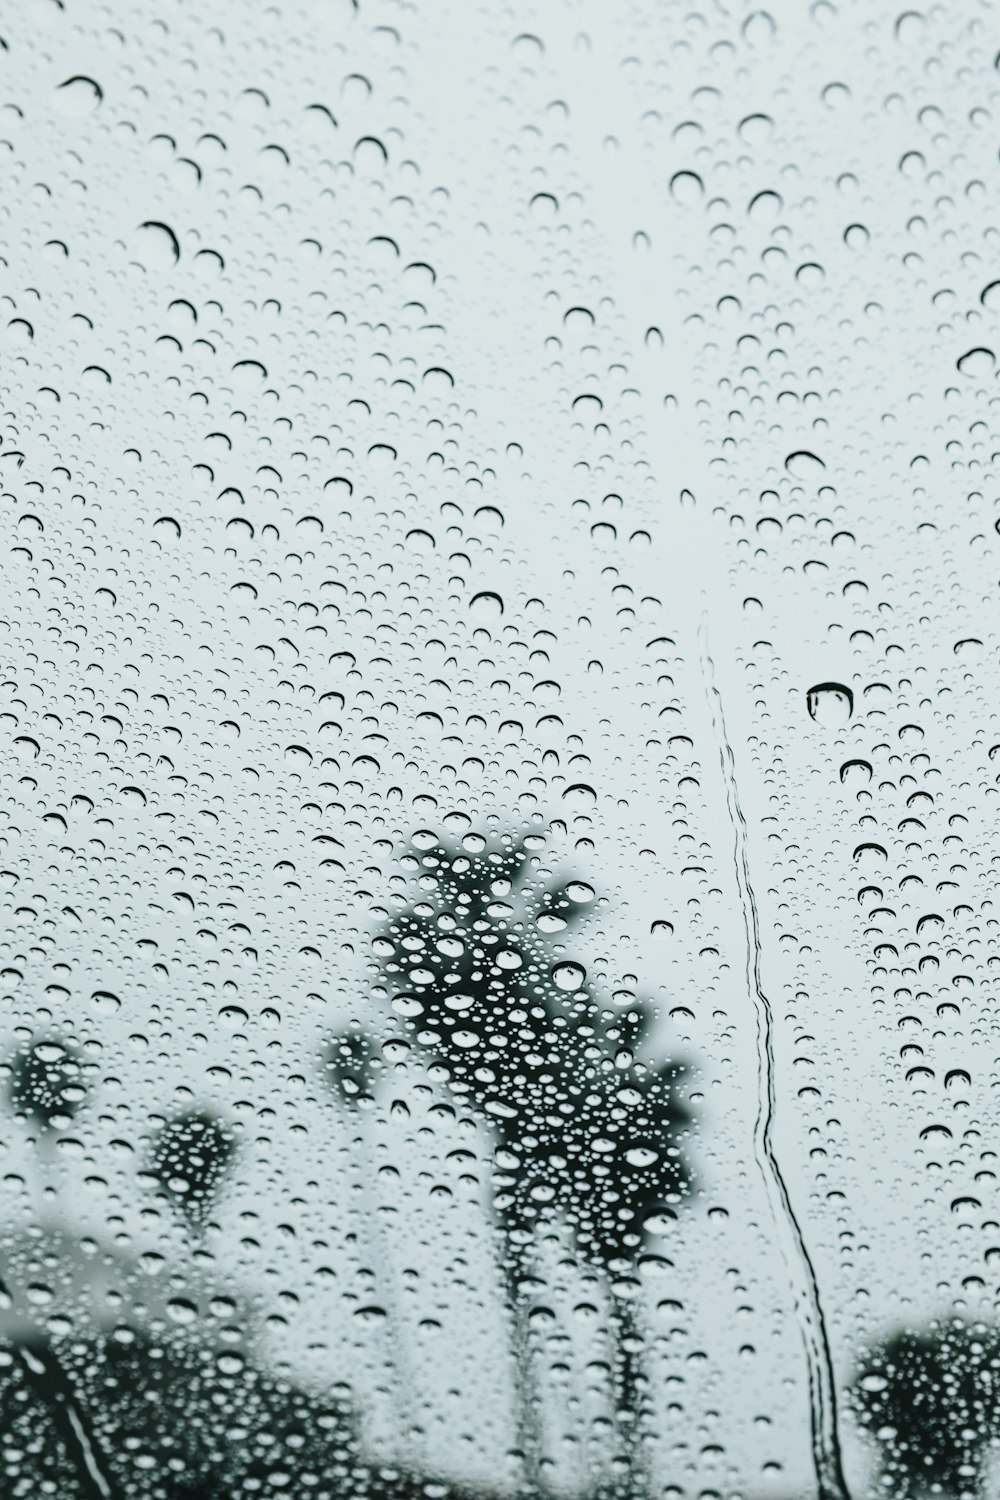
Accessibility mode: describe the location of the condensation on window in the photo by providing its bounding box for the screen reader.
[0,3,997,1499]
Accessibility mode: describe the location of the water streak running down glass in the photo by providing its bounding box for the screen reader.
[0,2,998,1497]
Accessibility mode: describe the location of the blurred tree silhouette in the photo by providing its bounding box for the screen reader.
[0,1329,359,1498]
[0,1327,531,1498]
[0,1007,656,1499]
[5,1033,92,1229]
[852,1318,1000,1499]
[0,1329,124,1499]
[6,1036,89,1133]
[148,1110,236,1234]
[366,829,695,1497]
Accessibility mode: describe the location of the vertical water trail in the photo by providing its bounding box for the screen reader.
[700,629,850,1500]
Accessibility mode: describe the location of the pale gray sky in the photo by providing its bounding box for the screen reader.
[0,0,997,1495]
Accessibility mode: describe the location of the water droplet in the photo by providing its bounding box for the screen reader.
[134,221,181,269]
[806,681,853,726]
[55,76,103,115]
[470,590,504,621]
[552,961,586,992]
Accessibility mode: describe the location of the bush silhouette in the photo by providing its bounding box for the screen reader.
[853,1318,1000,1499]
[0,1329,358,1499]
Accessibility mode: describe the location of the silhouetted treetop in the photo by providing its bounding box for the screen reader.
[372,830,694,1273]
[148,1110,236,1231]
[853,1317,1000,1499]
[5,1037,89,1131]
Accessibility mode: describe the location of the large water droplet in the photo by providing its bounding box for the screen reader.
[552,961,586,991]
[806,681,853,727]
[134,221,181,269]
[55,76,103,116]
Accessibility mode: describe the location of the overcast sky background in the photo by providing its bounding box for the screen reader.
[1,0,999,1494]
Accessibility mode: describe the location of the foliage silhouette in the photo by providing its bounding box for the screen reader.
[852,1318,1000,1499]
[0,886,690,1500]
[0,1328,538,1498]
[6,1036,89,1132]
[148,1110,236,1233]
[0,1328,124,1500]
[0,1329,358,1498]
[366,828,694,1496]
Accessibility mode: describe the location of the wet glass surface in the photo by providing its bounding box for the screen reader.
[2,2,1000,1497]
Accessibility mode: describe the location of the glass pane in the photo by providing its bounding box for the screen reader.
[1,2,996,1498]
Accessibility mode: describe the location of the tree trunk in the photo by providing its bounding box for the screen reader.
[609,1288,647,1500]
[353,1117,422,1467]
[502,1233,544,1496]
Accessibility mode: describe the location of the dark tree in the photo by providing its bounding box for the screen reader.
[852,1319,1000,1499]
[370,830,694,1496]
[0,1323,540,1499]
[6,1036,89,1131]
[0,1330,359,1499]
[0,1330,124,1499]
[148,1111,236,1233]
